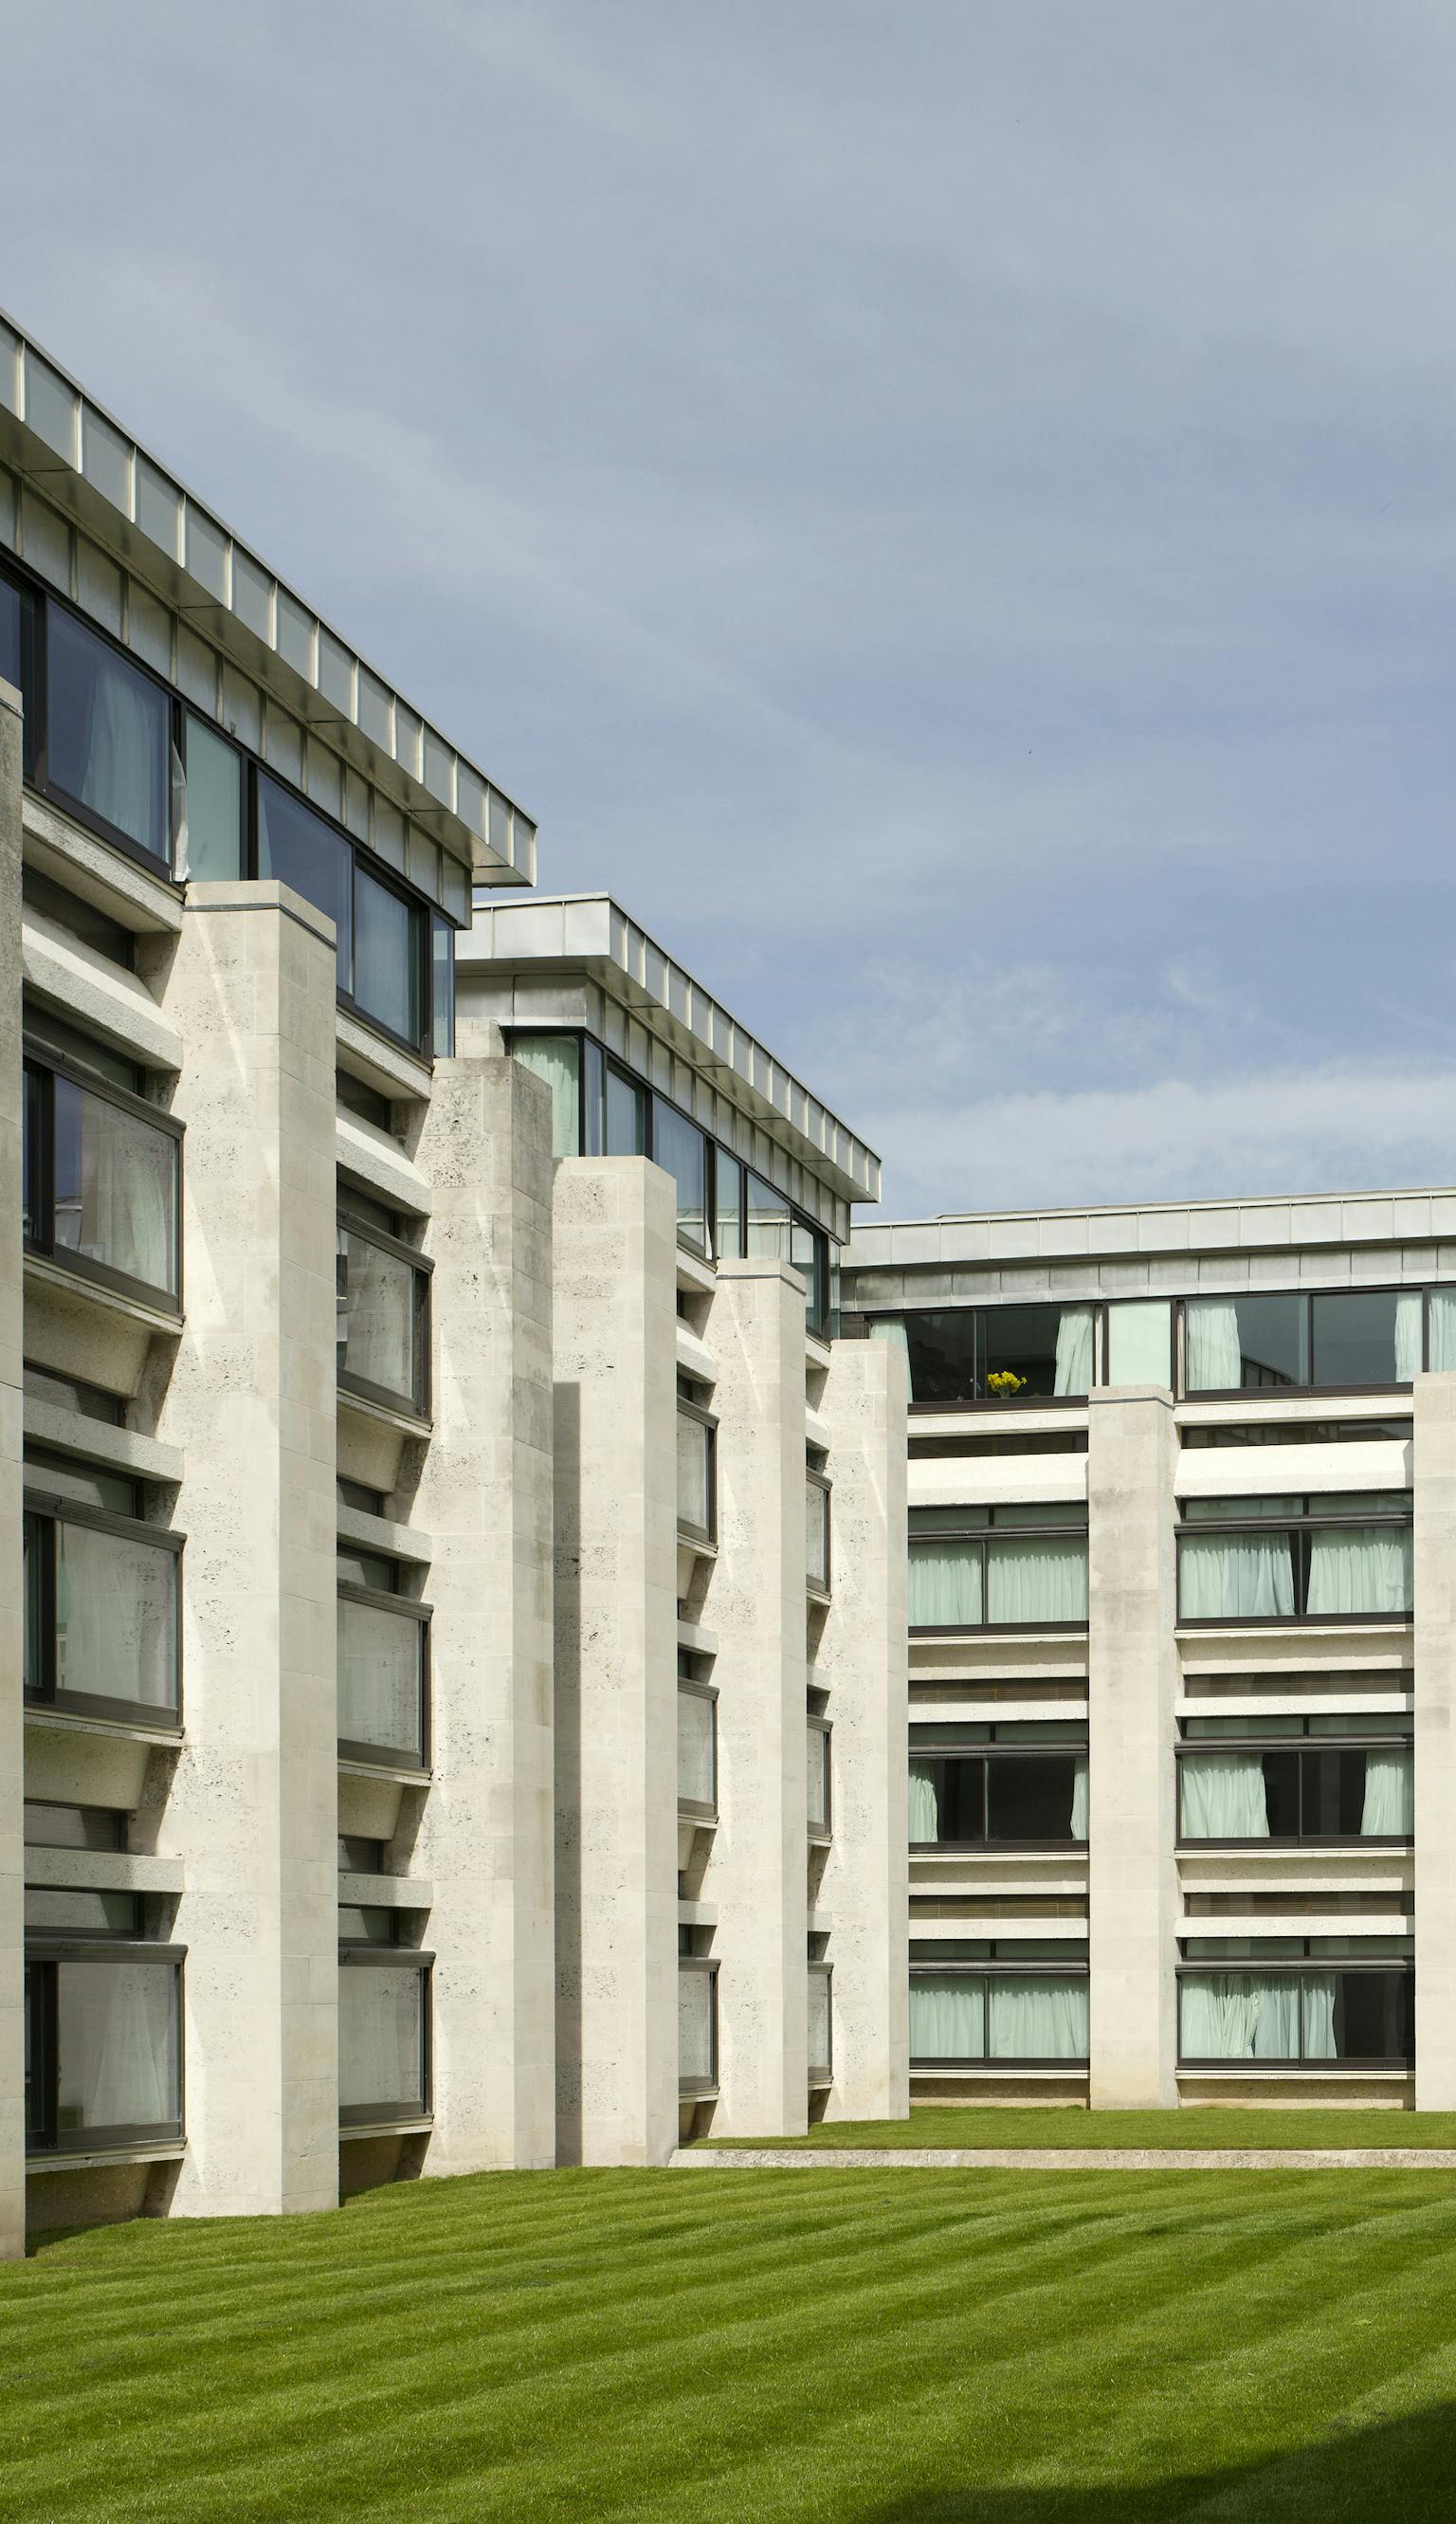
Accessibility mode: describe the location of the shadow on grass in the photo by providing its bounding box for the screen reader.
[851,2402,1456,2522]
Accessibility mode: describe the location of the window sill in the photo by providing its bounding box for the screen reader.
[25,1703,182,1747]
[337,1384,432,1439]
[679,2082,719,2102]
[807,1581,832,1607]
[337,1754,432,1785]
[909,2061,1088,2079]
[1177,2064,1412,2081]
[24,1250,181,1335]
[23,792,185,936]
[808,2071,832,2092]
[1175,1619,1413,1638]
[338,2115,433,2139]
[337,1009,432,1107]
[27,2139,186,2172]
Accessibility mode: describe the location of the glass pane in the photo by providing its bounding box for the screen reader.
[792,1220,828,1333]
[909,1974,986,2059]
[1179,1972,1300,2059]
[715,1147,742,1257]
[54,1960,178,2132]
[653,1102,707,1254]
[46,608,170,864]
[25,1888,137,1935]
[182,717,242,879]
[1107,1300,1172,1386]
[338,1966,425,2110]
[806,1481,829,1587]
[987,1975,1089,2060]
[984,1305,1093,1400]
[678,1691,716,1808]
[513,1036,581,1159]
[0,566,36,710]
[986,1535,1088,1623]
[605,1067,646,1155]
[1333,1970,1411,2061]
[679,1966,716,2084]
[337,1906,395,1944]
[431,915,455,1057]
[1185,1294,1306,1392]
[908,1757,985,1843]
[745,1172,792,1262]
[52,1077,177,1297]
[1178,1752,1274,1838]
[337,1599,424,1758]
[807,1727,829,1832]
[257,776,353,987]
[337,1547,398,1593]
[1306,1524,1412,1617]
[986,1755,1082,1842]
[24,1447,136,1513]
[337,1228,423,1408]
[1311,1289,1417,1387]
[808,1967,832,2075]
[908,1539,984,1627]
[677,1412,712,1535]
[901,1310,977,1405]
[1177,1532,1297,1619]
[354,863,424,1048]
[55,1521,177,1710]
[24,1802,121,1851]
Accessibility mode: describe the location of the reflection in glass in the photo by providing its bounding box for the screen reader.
[52,1077,176,1296]
[338,1966,426,2111]
[679,1966,717,2088]
[678,1691,716,1809]
[354,863,424,1046]
[677,1412,713,1537]
[53,1521,177,1710]
[653,1101,707,1253]
[258,776,353,984]
[46,609,169,864]
[337,1228,423,1409]
[54,1960,179,2134]
[605,1067,646,1155]
[337,1599,424,1759]
[182,717,242,879]
[513,1035,580,1158]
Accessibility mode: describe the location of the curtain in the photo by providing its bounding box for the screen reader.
[1302,1974,1338,2060]
[337,1600,420,1754]
[907,1762,941,1841]
[338,1968,423,2110]
[1052,1308,1094,1397]
[56,1523,174,1709]
[1429,1290,1456,1372]
[678,1968,716,2083]
[869,1318,910,1362]
[988,1976,1089,2060]
[49,611,168,856]
[987,1535,1087,1624]
[1394,1291,1425,1381]
[339,1233,414,1400]
[909,1975,985,2058]
[1180,1972,1298,2059]
[56,1961,175,2131]
[1178,1752,1269,1839]
[1306,1524,1412,1617]
[908,1541,983,1627]
[1185,1300,1242,1391]
[1107,1300,1172,1386]
[54,1080,174,1296]
[1178,1533,1295,1620]
[1360,1748,1413,1836]
[1070,1757,1088,1838]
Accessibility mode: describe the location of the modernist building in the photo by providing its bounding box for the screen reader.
[841,1191,1456,2112]
[0,314,904,2256]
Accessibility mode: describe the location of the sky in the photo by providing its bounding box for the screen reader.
[5,0,1456,1219]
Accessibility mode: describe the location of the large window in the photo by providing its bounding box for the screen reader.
[908,1505,1088,1632]
[808,1719,832,1840]
[260,776,430,1053]
[678,1674,718,1820]
[909,1722,1087,1847]
[892,1306,1096,1406]
[1176,1495,1412,1624]
[679,1958,719,2097]
[808,1963,832,2083]
[806,1469,831,1594]
[338,1949,431,2125]
[652,1100,708,1258]
[337,1550,429,1769]
[26,1949,183,2151]
[1177,1714,1413,1843]
[337,1200,430,1418]
[24,1039,180,1309]
[1183,1288,1456,1394]
[909,1946,1089,2064]
[25,1455,181,1726]
[1177,1942,1413,2067]
[677,1396,717,1546]
[45,607,172,868]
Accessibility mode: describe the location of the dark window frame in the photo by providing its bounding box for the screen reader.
[1174,1729,1413,1850]
[806,1466,832,1599]
[23,1036,184,1315]
[808,1959,833,2082]
[807,1714,833,1842]
[1178,1286,1447,1401]
[337,1947,433,2128]
[677,1675,719,1822]
[676,1396,719,1549]
[336,1578,431,1772]
[907,1509,1090,1639]
[336,1200,432,1422]
[1174,1957,1413,2071]
[880,1304,1106,1412]
[1174,1497,1413,1630]
[908,1742,1089,1853]
[678,1955,719,2098]
[24,1484,184,1728]
[908,1961,1091,2070]
[24,1946,185,2155]
[21,573,178,880]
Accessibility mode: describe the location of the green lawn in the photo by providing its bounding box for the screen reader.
[7,2170,1456,2519]
[698,2104,1456,2151]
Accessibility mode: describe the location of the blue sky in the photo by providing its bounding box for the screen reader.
[7,0,1456,1216]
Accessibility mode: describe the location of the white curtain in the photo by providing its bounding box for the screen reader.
[1107,1301,1172,1387]
[1302,1974,1338,2059]
[1185,1300,1243,1392]
[338,1968,423,2110]
[1052,1307,1094,1397]
[52,612,167,855]
[56,1961,176,2131]
[908,1542,983,1628]
[1180,1972,1299,2059]
[1179,1752,1269,1839]
[907,1762,941,1841]
[909,1975,985,2058]
[1306,1524,1412,1617]
[512,1038,580,1159]
[1070,1756,1088,1838]
[337,1600,420,1753]
[988,1976,1089,2060]
[987,1535,1087,1624]
[55,1081,173,1296]
[1394,1291,1425,1381]
[1429,1291,1456,1372]
[1360,1748,1413,1836]
[678,1968,716,2083]
[1178,1533,1295,1620]
[56,1523,175,1709]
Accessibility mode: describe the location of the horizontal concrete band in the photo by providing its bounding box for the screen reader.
[672,2148,1456,2171]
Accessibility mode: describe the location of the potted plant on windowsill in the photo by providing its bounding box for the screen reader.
[985,1370,1028,1399]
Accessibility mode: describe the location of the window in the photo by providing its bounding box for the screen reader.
[23,867,136,969]
[652,1098,709,1257]
[808,1963,832,2082]
[678,1680,718,1820]
[1183,1289,1450,1394]
[24,1802,125,1853]
[909,1721,1087,1847]
[23,1363,124,1424]
[24,1478,181,1726]
[605,1063,647,1156]
[355,860,426,1049]
[338,1952,430,2124]
[258,775,435,1056]
[908,1505,1088,1631]
[679,1959,719,2097]
[512,1034,582,1159]
[23,1043,181,1308]
[25,1951,182,2151]
[43,606,172,869]
[715,1148,742,1258]
[430,916,455,1058]
[1182,1418,1413,1449]
[808,1720,832,1839]
[338,1835,386,1874]
[0,564,37,752]
[336,1206,430,1417]
[24,1889,140,1936]
[1106,1300,1174,1386]
[909,1961,1089,2064]
[1177,1953,1412,2067]
[1177,1714,1413,1843]
[337,1552,429,1768]
[181,715,243,879]
[806,1470,831,1594]
[258,773,353,979]
[897,1306,1095,1405]
[1176,1495,1412,1624]
[677,1398,717,1546]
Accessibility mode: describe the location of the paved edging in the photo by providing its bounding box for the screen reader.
[671,2146,1456,2171]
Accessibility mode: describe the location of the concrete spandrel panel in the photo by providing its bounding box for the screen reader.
[494,902,570,957]
[1290,1202,1343,1244]
[889,1225,944,1266]
[937,1221,992,1263]
[1037,1214,1092,1257]
[560,898,611,959]
[1175,1441,1410,1499]
[909,1458,1087,1509]
[1138,1210,1191,1251]
[1240,1205,1291,1246]
[1344,1199,1395,1243]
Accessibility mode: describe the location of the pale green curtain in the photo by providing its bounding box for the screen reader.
[909,1975,985,2058]
[988,1976,1089,2059]
[907,1762,941,1841]
[1178,1533,1295,1619]
[1070,1757,1088,1838]
[908,1541,983,1627]
[1180,1972,1299,2058]
[512,1037,579,1159]
[1178,1752,1269,1838]
[1360,1748,1413,1836]
[869,1318,910,1362]
[56,1960,175,2132]
[1306,1524,1412,1617]
[1394,1292,1425,1381]
[1106,1300,1172,1386]
[1302,1974,1337,2059]
[987,1535,1087,1624]
[56,1523,175,1708]
[1185,1300,1243,1390]
[1429,1290,1456,1371]
[1052,1308,1094,1397]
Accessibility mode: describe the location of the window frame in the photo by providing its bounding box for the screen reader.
[907,1509,1090,1638]
[1174,1956,1414,2071]
[808,1959,833,2083]
[337,1946,433,2128]
[908,1735,1090,1852]
[1174,1496,1414,1630]
[807,1714,833,1843]
[908,1959,1091,2070]
[25,576,178,880]
[336,1574,432,1772]
[1174,1726,1414,1849]
[1177,1286,1444,1400]
[23,1035,184,1315]
[676,1394,719,1549]
[678,1955,719,2100]
[24,1946,185,2155]
[806,1466,832,1599]
[24,1482,184,1728]
[677,1674,719,1823]
[885,1304,1106,1412]
[336,1198,433,1422]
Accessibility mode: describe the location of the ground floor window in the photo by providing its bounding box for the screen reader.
[1177,1966,1412,2065]
[25,1950,182,2151]
[338,1956,431,2125]
[909,1969,1088,2063]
